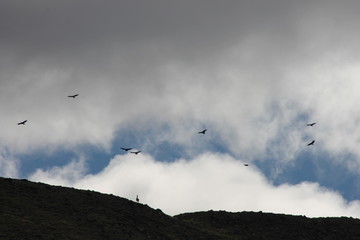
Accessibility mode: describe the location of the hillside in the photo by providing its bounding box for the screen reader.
[176,211,360,240]
[0,177,360,240]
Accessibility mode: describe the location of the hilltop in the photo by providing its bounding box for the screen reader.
[0,177,359,240]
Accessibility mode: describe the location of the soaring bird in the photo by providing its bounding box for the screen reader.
[244,164,249,167]
[307,122,316,126]
[198,129,207,134]
[68,94,79,98]
[307,140,315,146]
[17,120,27,125]
[131,151,141,155]
[121,147,132,152]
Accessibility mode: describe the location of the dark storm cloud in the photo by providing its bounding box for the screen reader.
[0,0,303,61]
[2,0,360,61]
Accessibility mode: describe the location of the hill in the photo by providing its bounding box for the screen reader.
[0,177,360,240]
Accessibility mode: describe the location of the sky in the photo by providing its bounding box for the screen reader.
[1,0,360,217]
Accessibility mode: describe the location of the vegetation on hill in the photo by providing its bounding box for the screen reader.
[176,211,360,240]
[0,177,359,240]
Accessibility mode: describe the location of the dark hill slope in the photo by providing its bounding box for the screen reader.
[176,210,360,240]
[0,177,214,240]
[1,177,360,240]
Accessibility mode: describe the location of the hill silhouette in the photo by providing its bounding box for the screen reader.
[0,177,360,240]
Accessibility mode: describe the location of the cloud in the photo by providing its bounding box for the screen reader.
[29,153,360,217]
[1,0,360,160]
[29,154,88,186]
[1,0,360,216]
[0,149,19,178]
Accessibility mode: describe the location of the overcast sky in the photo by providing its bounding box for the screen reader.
[1,0,360,217]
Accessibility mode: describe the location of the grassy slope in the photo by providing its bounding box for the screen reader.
[0,177,214,240]
[176,211,360,240]
[1,177,360,240]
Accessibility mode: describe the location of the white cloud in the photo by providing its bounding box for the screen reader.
[30,155,88,186]
[0,150,19,178]
[30,153,360,218]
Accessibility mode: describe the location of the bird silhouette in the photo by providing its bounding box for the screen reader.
[131,151,141,155]
[17,120,27,125]
[136,195,139,203]
[121,148,132,152]
[198,129,207,134]
[307,140,315,146]
[244,164,249,166]
[307,122,316,126]
[68,94,79,98]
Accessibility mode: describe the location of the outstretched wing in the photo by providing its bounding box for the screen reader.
[17,120,27,125]
[307,140,315,146]
[121,148,132,151]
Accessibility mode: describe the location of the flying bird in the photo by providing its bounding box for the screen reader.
[121,148,132,152]
[68,94,79,98]
[131,151,141,155]
[244,164,249,167]
[17,120,27,125]
[307,140,315,146]
[198,129,207,134]
[307,122,316,127]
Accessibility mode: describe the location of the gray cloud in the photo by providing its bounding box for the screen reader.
[1,1,360,184]
[0,0,317,66]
